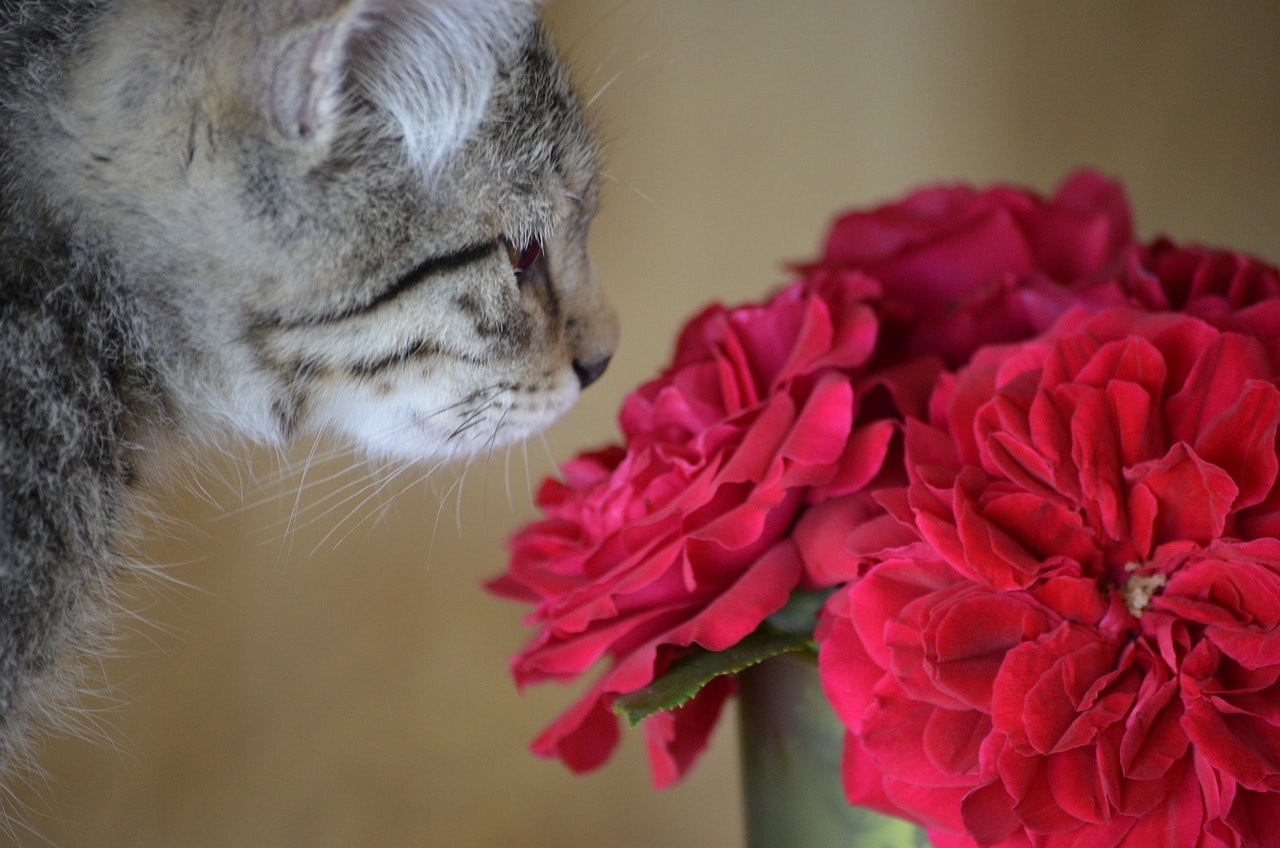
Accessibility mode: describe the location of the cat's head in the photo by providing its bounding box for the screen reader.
[54,0,617,461]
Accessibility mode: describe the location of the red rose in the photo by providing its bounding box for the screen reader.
[490,271,891,785]
[809,170,1134,368]
[1125,237,1280,313]
[810,307,1280,846]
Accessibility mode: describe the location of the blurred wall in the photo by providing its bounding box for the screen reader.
[11,2,1280,846]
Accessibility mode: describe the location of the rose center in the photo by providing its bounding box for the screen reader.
[1121,562,1168,617]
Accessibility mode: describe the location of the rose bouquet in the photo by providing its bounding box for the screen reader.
[489,171,1280,846]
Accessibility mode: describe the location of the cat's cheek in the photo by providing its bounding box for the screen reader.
[490,373,584,446]
[308,366,581,462]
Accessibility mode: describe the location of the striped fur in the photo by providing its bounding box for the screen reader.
[0,0,615,776]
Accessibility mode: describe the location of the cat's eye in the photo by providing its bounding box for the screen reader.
[503,237,544,281]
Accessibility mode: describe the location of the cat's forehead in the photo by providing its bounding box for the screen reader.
[427,37,598,242]
[339,19,600,242]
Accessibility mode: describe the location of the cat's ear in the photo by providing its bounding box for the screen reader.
[253,0,370,150]
[252,0,541,165]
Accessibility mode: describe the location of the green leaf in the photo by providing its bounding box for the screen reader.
[613,629,812,727]
[611,588,833,727]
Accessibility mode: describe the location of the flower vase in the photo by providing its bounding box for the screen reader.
[738,652,929,847]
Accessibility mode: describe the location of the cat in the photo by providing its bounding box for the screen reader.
[0,0,617,775]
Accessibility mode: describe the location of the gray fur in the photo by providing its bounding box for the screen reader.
[0,0,616,775]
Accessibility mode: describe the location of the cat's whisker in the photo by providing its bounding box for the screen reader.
[561,0,635,71]
[561,0,671,116]
[119,553,209,598]
[230,436,363,518]
[414,382,503,425]
[479,405,512,509]
[537,431,559,471]
[311,463,419,555]
[503,443,516,513]
[428,463,473,553]
[383,462,445,515]
[119,498,207,549]
[294,465,409,553]
[234,460,345,521]
[322,453,452,554]
[228,435,405,539]
[448,404,495,442]
[301,477,396,556]
[292,428,476,555]
[455,460,474,535]
[581,44,624,95]
[274,431,327,571]
[600,169,663,213]
[175,449,231,513]
[418,458,466,569]
[584,59,643,112]
[521,439,535,507]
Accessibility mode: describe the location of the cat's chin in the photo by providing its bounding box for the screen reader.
[313,369,582,463]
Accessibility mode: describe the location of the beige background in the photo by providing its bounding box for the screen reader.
[10,2,1280,846]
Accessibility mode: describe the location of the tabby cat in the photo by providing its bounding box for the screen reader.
[0,0,616,772]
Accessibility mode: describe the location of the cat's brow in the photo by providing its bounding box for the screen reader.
[255,241,501,331]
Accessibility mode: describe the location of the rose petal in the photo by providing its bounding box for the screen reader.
[644,674,736,787]
[1125,443,1239,550]
[530,688,622,774]
[1191,380,1280,510]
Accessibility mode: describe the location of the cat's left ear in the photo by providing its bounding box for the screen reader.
[253,0,541,164]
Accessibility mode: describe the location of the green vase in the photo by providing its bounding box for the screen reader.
[738,653,930,847]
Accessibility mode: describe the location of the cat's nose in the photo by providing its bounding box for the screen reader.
[573,356,612,390]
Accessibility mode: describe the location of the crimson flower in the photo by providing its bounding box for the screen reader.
[809,169,1133,368]
[809,306,1280,846]
[1125,238,1280,314]
[489,271,891,785]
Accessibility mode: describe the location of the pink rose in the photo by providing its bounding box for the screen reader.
[808,170,1134,367]
[810,307,1280,845]
[1125,237,1280,313]
[490,271,892,785]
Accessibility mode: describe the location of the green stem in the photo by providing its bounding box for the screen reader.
[737,653,930,847]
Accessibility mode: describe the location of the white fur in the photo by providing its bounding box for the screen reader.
[314,365,579,461]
